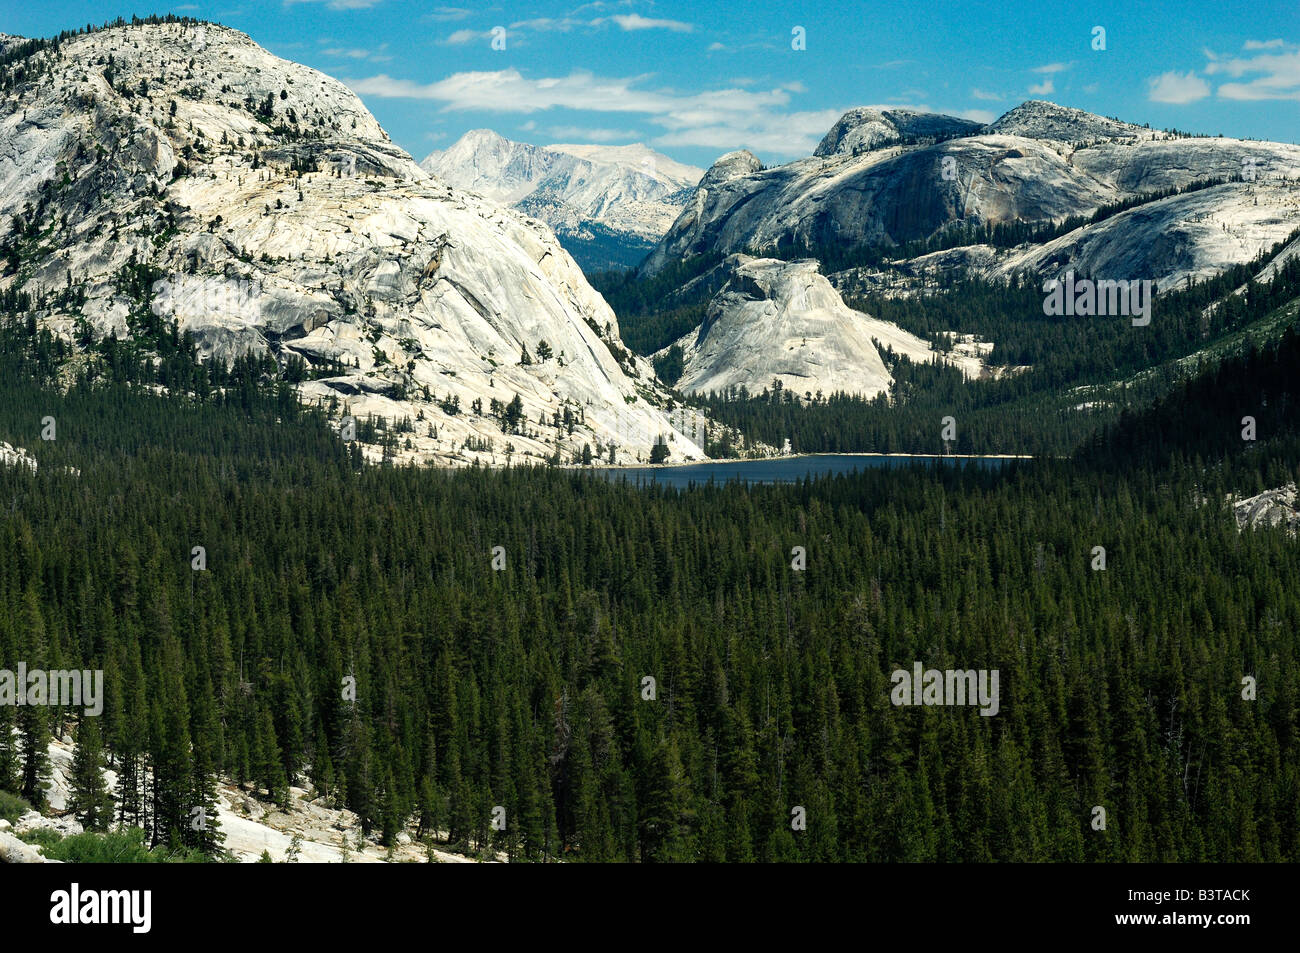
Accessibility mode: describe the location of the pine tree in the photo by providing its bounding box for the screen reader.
[17,588,51,809]
[188,684,225,854]
[649,436,670,464]
[116,641,148,828]
[69,714,114,831]
[0,613,18,792]
[149,634,193,848]
[639,735,691,861]
[0,704,17,793]
[255,704,289,809]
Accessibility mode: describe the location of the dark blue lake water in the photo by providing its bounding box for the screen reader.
[594,454,1023,489]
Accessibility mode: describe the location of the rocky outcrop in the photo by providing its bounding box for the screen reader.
[1231,484,1300,532]
[0,441,36,472]
[815,107,983,157]
[660,256,984,398]
[10,732,479,863]
[0,22,704,467]
[696,149,762,188]
[999,179,1300,290]
[0,829,49,863]
[984,101,1147,142]
[833,174,1300,295]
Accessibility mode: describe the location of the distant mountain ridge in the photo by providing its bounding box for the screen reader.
[421,130,703,271]
[604,100,1300,408]
[640,100,1300,292]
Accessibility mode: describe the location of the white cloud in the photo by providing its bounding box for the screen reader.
[502,14,694,35]
[970,88,1002,101]
[1147,70,1210,104]
[321,43,390,62]
[955,108,996,124]
[1243,39,1285,50]
[707,41,727,52]
[345,69,834,157]
[428,6,472,21]
[1205,44,1300,101]
[1031,62,1070,74]
[509,17,584,33]
[348,70,778,114]
[651,108,844,155]
[609,14,693,33]
[1218,80,1300,101]
[441,13,695,41]
[1028,79,1054,96]
[285,0,383,9]
[443,29,489,45]
[547,126,642,142]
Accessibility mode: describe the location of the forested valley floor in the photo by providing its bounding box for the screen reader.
[1,313,1298,862]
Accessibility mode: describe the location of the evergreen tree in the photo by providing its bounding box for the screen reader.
[69,714,114,831]
[17,588,51,809]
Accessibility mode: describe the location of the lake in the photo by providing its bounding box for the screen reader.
[593,454,1027,489]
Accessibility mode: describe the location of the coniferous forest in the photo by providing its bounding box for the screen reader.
[2,302,1298,863]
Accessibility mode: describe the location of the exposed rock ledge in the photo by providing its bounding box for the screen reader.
[1230,483,1300,533]
[661,255,986,399]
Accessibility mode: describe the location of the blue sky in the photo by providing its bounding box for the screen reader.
[5,1,1298,167]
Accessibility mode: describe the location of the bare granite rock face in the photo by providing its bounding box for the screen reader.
[641,101,1300,292]
[0,441,37,472]
[1231,484,1300,533]
[0,830,49,863]
[641,119,1111,277]
[0,22,703,467]
[832,176,1300,297]
[983,101,1147,143]
[814,107,983,157]
[7,733,479,863]
[660,256,984,399]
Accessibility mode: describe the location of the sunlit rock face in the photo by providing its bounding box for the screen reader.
[642,101,1300,294]
[661,255,983,400]
[1,21,704,466]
